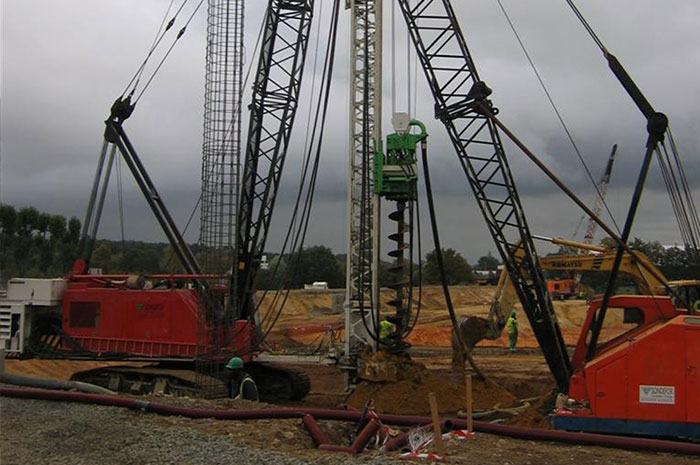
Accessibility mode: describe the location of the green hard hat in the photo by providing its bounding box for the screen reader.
[510,310,517,317]
[226,357,244,370]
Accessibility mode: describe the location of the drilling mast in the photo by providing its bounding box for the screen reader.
[344,0,383,376]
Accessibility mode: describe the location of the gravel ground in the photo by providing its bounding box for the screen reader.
[1,396,696,465]
[0,398,397,465]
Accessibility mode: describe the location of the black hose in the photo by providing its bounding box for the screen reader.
[420,139,488,381]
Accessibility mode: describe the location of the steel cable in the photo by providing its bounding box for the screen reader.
[121,0,188,99]
[134,0,207,105]
[494,0,620,235]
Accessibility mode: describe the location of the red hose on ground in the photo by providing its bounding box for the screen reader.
[1,386,698,456]
[302,414,328,446]
[350,419,381,453]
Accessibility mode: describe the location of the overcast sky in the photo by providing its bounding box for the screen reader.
[2,0,699,264]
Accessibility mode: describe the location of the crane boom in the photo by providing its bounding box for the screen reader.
[573,144,616,282]
[235,0,314,321]
[396,0,571,392]
[581,144,617,246]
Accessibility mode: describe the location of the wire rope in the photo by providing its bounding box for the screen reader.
[420,140,488,381]
[254,0,333,330]
[493,0,620,235]
[115,154,126,246]
[562,0,607,54]
[252,0,343,347]
[160,8,268,271]
[563,0,700,264]
[134,0,207,104]
[391,0,397,115]
[121,0,188,99]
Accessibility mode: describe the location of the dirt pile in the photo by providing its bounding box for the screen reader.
[346,361,517,415]
[270,285,602,349]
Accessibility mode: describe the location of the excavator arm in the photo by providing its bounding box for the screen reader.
[539,252,666,296]
[456,239,694,357]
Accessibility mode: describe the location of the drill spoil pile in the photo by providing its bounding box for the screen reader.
[346,359,517,414]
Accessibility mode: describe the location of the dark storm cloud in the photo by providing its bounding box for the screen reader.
[2,0,699,262]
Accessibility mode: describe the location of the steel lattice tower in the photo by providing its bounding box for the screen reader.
[197,0,245,396]
[344,0,382,374]
[200,0,245,274]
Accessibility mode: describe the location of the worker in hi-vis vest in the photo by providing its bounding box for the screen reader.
[224,357,259,401]
[379,316,395,343]
[505,310,519,353]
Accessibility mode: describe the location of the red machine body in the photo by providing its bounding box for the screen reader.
[554,295,700,437]
[60,274,254,363]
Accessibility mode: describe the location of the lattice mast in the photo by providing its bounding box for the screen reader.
[196,0,245,396]
[199,0,245,274]
[344,0,383,372]
[396,0,571,392]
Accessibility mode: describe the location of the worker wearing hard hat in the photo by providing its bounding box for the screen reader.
[505,310,519,354]
[224,357,259,401]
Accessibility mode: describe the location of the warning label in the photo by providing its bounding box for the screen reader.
[639,385,675,405]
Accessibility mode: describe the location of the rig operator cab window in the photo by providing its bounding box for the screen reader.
[585,306,644,349]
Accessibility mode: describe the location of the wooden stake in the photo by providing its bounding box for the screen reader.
[465,374,473,433]
[428,392,445,456]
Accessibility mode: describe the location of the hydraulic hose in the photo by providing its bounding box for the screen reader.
[302,414,329,446]
[0,372,115,395]
[419,139,489,382]
[1,386,698,456]
[350,419,381,452]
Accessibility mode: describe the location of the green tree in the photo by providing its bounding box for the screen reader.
[56,217,81,273]
[0,204,17,235]
[48,215,66,241]
[0,205,17,280]
[161,245,186,274]
[629,237,664,265]
[476,252,500,271]
[91,243,113,272]
[16,206,39,237]
[423,248,474,285]
[287,245,344,289]
[257,255,286,291]
[660,246,688,280]
[37,212,51,240]
[67,217,81,243]
[599,237,616,249]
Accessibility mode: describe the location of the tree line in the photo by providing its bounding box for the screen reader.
[0,204,82,282]
[1,204,483,288]
[5,204,695,293]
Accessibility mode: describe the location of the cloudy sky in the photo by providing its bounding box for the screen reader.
[2,0,699,264]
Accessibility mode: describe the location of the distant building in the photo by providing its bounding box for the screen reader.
[304,281,329,291]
